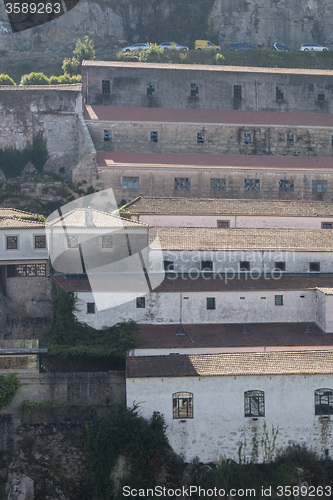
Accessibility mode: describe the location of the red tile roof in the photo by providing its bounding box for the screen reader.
[85,105,333,127]
[96,152,333,171]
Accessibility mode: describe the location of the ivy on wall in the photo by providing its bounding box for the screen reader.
[0,373,21,409]
[0,131,49,178]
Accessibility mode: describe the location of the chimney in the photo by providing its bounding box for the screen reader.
[85,206,94,227]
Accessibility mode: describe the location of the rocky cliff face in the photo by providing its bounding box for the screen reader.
[0,0,332,53]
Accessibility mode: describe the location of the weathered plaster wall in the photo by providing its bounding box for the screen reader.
[127,373,333,463]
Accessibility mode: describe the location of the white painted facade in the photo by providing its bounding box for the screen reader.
[75,288,316,329]
[0,228,48,262]
[126,373,333,463]
[136,214,333,229]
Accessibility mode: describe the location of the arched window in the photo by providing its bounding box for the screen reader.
[173,392,193,419]
[315,389,333,415]
[244,390,265,417]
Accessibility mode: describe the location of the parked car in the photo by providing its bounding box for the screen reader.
[159,42,189,51]
[194,40,221,51]
[121,43,149,52]
[272,42,289,51]
[229,42,258,51]
[299,43,328,51]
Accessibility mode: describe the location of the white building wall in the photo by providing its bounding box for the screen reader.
[324,295,333,333]
[0,228,48,262]
[150,249,333,275]
[75,289,315,327]
[137,214,333,229]
[127,374,333,463]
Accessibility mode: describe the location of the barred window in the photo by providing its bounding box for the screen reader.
[317,88,325,102]
[315,389,333,415]
[136,297,146,308]
[275,294,283,306]
[206,297,216,310]
[104,130,111,142]
[150,131,158,143]
[35,235,46,248]
[276,86,284,101]
[244,390,265,417]
[245,179,260,191]
[190,83,198,97]
[197,131,205,144]
[102,80,110,94]
[279,179,294,192]
[244,133,251,145]
[123,177,139,189]
[175,178,190,190]
[67,235,79,248]
[210,178,226,191]
[7,263,46,278]
[234,85,242,100]
[173,392,193,418]
[87,302,95,314]
[312,180,327,193]
[6,236,18,250]
[147,82,155,96]
[287,134,294,146]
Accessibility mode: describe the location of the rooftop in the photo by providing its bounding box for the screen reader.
[151,227,333,251]
[47,207,150,229]
[0,84,82,91]
[82,60,333,76]
[96,152,333,171]
[126,349,333,378]
[84,105,333,128]
[123,196,333,218]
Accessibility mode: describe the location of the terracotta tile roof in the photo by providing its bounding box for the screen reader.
[151,227,333,251]
[53,275,333,293]
[96,152,333,171]
[317,288,333,295]
[82,60,333,76]
[126,349,333,378]
[0,84,82,91]
[0,208,42,218]
[84,105,333,127]
[135,323,332,349]
[123,196,333,217]
[47,207,150,228]
[0,218,45,229]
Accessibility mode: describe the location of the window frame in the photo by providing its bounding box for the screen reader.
[122,176,139,190]
[309,262,320,272]
[206,297,216,310]
[150,131,158,143]
[244,390,265,418]
[67,235,79,249]
[197,131,205,144]
[217,220,229,229]
[190,83,198,97]
[275,294,283,306]
[244,179,260,191]
[322,222,333,229]
[210,178,226,191]
[312,180,327,193]
[174,178,190,191]
[163,260,174,271]
[136,296,146,309]
[244,132,251,145]
[276,86,284,101]
[34,235,46,249]
[315,388,333,415]
[234,84,242,100]
[173,392,193,419]
[103,130,111,142]
[6,235,18,250]
[87,302,95,314]
[147,82,155,96]
[286,133,294,146]
[7,263,47,278]
[279,179,294,192]
[102,80,110,94]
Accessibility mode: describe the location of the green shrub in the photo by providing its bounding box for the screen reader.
[0,373,21,408]
[20,72,50,85]
[0,74,15,85]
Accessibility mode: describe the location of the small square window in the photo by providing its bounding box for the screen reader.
[150,131,158,143]
[275,295,283,306]
[104,130,111,142]
[275,261,286,271]
[217,220,229,228]
[34,235,46,249]
[244,390,265,417]
[197,131,205,144]
[234,85,242,100]
[244,133,251,145]
[163,260,174,271]
[317,88,325,102]
[322,222,333,229]
[276,86,284,101]
[136,297,146,308]
[102,80,110,94]
[206,297,216,310]
[312,180,327,193]
[101,235,113,248]
[201,260,213,271]
[6,236,18,250]
[245,179,260,191]
[175,178,190,190]
[123,177,139,189]
[310,262,320,272]
[240,261,250,271]
[67,235,78,248]
[87,302,95,314]
[190,83,198,97]
[287,133,294,146]
[210,178,226,191]
[279,179,294,192]
[147,82,155,96]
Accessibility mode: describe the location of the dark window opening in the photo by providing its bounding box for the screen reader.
[317,88,325,102]
[234,85,242,100]
[150,131,158,143]
[201,260,213,271]
[104,130,111,142]
[275,261,286,271]
[173,392,193,419]
[312,180,327,193]
[287,133,294,146]
[191,83,199,97]
[102,80,110,94]
[240,261,250,271]
[175,178,190,190]
[197,131,205,144]
[147,82,155,96]
[275,295,283,306]
[35,235,46,249]
[6,236,17,250]
[244,390,265,417]
[322,222,333,229]
[244,133,251,145]
[276,86,284,101]
[315,389,333,415]
[164,260,174,271]
[309,262,320,272]
[87,302,95,314]
[210,178,226,191]
[123,177,139,189]
[217,220,229,228]
[206,297,216,310]
[245,179,260,191]
[7,263,46,278]
[136,297,146,308]
[279,179,294,192]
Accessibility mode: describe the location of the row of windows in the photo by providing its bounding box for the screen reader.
[172,389,333,419]
[164,259,323,273]
[5,235,46,250]
[101,80,328,103]
[103,129,333,148]
[67,234,113,249]
[121,176,330,194]
[7,264,47,278]
[201,221,332,230]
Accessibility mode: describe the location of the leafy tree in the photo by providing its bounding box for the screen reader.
[49,73,82,84]
[73,35,95,64]
[20,72,50,85]
[61,57,80,77]
[0,373,21,408]
[0,74,15,85]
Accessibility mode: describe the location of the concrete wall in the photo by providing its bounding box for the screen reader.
[83,64,333,113]
[91,165,333,203]
[87,120,333,157]
[75,289,316,327]
[127,373,333,463]
[135,214,333,229]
